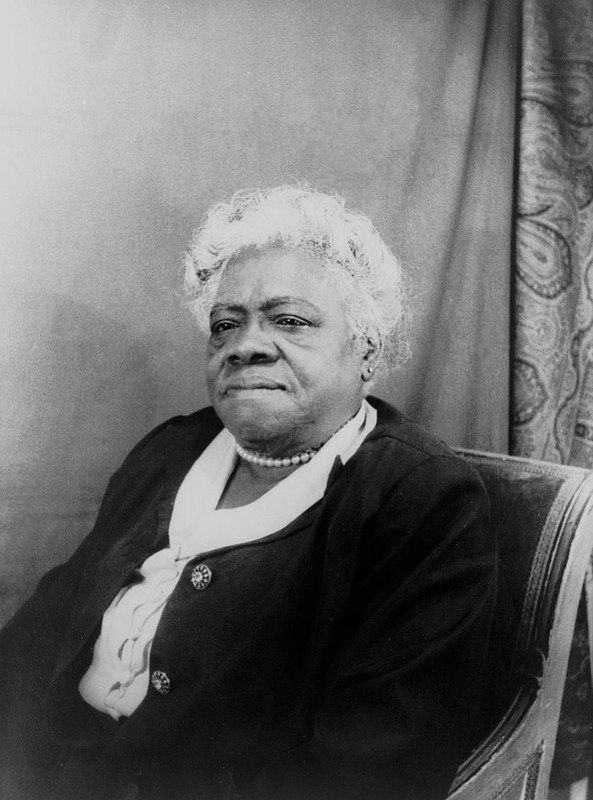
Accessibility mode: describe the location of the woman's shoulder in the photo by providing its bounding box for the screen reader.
[357,397,487,504]
[348,399,491,560]
[139,405,221,441]
[119,406,222,463]
[366,396,465,462]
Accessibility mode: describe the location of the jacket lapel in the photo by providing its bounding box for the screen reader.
[52,411,224,682]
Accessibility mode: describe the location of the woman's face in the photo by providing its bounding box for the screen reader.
[206,247,370,455]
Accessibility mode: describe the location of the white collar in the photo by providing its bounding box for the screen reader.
[168,399,377,559]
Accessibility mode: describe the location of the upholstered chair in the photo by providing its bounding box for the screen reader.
[447,450,593,800]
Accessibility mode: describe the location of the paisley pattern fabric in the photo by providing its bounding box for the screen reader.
[513,0,593,467]
[513,0,593,785]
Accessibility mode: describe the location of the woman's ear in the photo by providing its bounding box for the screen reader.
[361,338,381,382]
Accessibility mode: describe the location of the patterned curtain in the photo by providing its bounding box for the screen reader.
[514,0,593,465]
[513,0,593,786]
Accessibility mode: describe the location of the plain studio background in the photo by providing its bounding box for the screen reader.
[0,0,516,625]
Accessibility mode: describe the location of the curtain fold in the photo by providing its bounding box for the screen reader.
[513,0,593,786]
[384,0,517,453]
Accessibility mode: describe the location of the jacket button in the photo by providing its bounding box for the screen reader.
[151,670,170,695]
[191,563,212,590]
[121,781,139,800]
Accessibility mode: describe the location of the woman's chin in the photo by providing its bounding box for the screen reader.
[216,396,293,449]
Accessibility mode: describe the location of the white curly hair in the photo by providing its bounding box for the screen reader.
[184,185,410,371]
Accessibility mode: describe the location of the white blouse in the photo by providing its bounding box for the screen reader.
[79,401,377,720]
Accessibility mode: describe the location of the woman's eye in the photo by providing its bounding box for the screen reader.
[210,320,238,335]
[275,316,308,328]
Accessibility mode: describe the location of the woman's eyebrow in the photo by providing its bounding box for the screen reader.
[210,302,245,316]
[210,296,322,315]
[261,296,322,314]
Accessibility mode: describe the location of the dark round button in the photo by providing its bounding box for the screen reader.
[191,563,212,590]
[151,670,170,695]
[121,781,139,800]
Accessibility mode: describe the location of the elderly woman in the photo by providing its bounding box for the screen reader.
[0,186,495,800]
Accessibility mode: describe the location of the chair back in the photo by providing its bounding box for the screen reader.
[448,449,593,800]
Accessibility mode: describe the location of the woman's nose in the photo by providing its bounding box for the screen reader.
[226,322,276,364]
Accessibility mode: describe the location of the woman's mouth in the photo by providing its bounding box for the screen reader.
[224,378,285,395]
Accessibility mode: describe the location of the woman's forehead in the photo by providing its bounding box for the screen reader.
[214,247,335,304]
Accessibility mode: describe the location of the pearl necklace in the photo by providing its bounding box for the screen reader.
[235,442,320,468]
[234,410,361,468]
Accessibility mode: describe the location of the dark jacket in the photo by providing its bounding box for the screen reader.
[0,398,495,800]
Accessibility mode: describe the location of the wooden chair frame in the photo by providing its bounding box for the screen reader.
[447,450,593,800]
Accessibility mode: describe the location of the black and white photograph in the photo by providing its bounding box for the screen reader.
[1,2,593,799]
